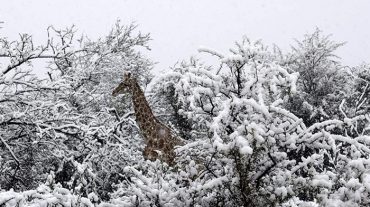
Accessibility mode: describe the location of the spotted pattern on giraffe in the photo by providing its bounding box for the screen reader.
[112,72,184,165]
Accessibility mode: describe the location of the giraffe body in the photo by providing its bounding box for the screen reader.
[113,72,183,165]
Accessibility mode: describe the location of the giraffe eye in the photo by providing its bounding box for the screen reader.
[122,82,131,88]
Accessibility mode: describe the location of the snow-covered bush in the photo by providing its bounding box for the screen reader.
[130,37,370,206]
[0,21,153,201]
[344,63,370,117]
[285,29,351,125]
[1,24,370,207]
[0,172,110,207]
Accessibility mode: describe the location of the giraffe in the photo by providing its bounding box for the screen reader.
[112,72,183,165]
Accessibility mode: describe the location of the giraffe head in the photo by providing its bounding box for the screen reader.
[112,72,134,97]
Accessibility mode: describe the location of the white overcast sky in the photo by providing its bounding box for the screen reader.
[1,0,370,74]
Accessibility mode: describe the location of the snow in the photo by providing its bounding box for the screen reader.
[198,46,224,58]
[312,174,333,188]
[2,25,370,207]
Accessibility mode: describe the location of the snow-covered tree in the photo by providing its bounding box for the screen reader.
[344,64,370,117]
[129,37,370,206]
[286,28,351,125]
[0,21,153,202]
[1,25,370,207]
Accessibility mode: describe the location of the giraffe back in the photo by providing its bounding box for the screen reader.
[144,121,183,165]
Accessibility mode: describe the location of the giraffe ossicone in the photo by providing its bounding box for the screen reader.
[112,72,183,165]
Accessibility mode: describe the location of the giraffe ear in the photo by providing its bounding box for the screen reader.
[124,71,131,79]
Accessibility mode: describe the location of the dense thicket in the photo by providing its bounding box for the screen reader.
[1,24,369,207]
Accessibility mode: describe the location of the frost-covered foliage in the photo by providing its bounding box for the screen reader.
[0,172,107,207]
[344,63,370,117]
[0,21,152,202]
[285,28,351,125]
[139,37,370,206]
[1,25,370,207]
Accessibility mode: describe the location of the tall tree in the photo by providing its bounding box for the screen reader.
[286,28,350,125]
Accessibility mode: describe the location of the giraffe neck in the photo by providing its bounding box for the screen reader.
[130,79,157,137]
